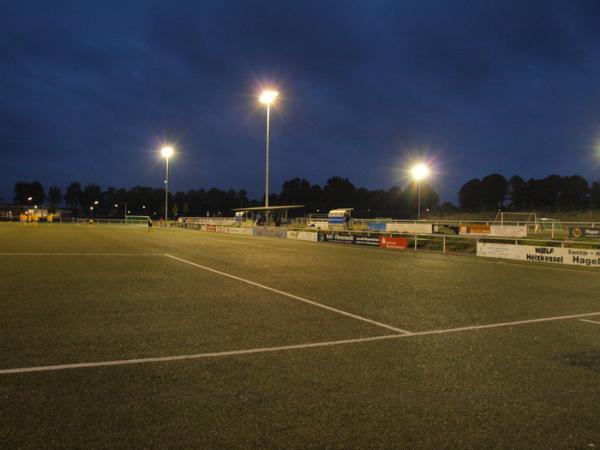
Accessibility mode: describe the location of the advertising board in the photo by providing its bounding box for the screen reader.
[386,223,433,234]
[477,243,600,267]
[459,224,491,236]
[252,227,288,239]
[286,230,318,242]
[226,227,253,235]
[367,222,387,232]
[354,236,380,246]
[460,224,527,238]
[318,233,379,246]
[490,225,528,238]
[318,233,354,244]
[379,236,409,250]
[569,227,600,239]
[432,224,459,234]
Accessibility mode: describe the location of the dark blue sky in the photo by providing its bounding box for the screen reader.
[2,0,600,202]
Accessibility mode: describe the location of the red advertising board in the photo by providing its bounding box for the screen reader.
[206,224,217,232]
[379,236,408,250]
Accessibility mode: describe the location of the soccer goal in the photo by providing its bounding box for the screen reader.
[493,212,537,225]
[125,215,151,224]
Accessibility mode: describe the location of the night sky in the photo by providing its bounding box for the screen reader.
[2,0,600,203]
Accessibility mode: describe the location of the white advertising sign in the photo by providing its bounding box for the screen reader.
[489,225,528,238]
[287,230,318,242]
[226,227,253,235]
[386,223,433,234]
[477,243,600,267]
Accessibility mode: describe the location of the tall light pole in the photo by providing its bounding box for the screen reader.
[259,89,279,211]
[410,163,430,220]
[161,146,174,221]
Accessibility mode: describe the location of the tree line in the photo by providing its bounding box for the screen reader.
[11,173,600,219]
[458,174,600,212]
[12,177,440,219]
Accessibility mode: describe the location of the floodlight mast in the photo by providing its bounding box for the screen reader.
[259,90,279,213]
[161,146,174,221]
[410,163,430,220]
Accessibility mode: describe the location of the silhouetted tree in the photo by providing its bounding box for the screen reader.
[80,184,103,209]
[279,178,311,204]
[14,181,45,205]
[458,178,481,211]
[558,175,589,210]
[479,174,508,210]
[508,175,528,210]
[64,182,82,210]
[323,176,356,208]
[591,181,600,209]
[47,186,62,212]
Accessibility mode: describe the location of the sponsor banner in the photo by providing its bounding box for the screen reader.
[319,233,354,244]
[386,223,433,234]
[461,224,527,238]
[215,225,228,233]
[206,224,217,232]
[287,230,318,242]
[460,224,491,236]
[226,227,253,235]
[570,227,600,239]
[367,222,387,231]
[477,243,600,267]
[252,227,288,239]
[318,233,380,246]
[354,236,380,246]
[490,225,528,238]
[432,224,459,235]
[379,236,409,250]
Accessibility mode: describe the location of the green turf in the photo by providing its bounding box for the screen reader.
[1,223,599,448]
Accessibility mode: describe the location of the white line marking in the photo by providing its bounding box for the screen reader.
[3,310,600,375]
[164,253,412,335]
[579,319,600,326]
[493,260,600,275]
[0,253,164,256]
[0,334,400,374]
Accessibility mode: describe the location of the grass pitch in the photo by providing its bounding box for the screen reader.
[1,223,599,448]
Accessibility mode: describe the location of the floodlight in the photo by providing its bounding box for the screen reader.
[411,163,430,181]
[161,146,174,158]
[259,90,279,105]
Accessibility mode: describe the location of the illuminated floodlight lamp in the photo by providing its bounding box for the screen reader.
[410,163,430,181]
[259,89,279,105]
[161,146,174,159]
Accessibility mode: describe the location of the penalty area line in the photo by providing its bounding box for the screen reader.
[3,310,600,375]
[579,318,600,326]
[0,334,401,375]
[164,253,412,335]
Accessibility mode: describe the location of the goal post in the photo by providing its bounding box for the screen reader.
[493,212,537,225]
[125,215,151,224]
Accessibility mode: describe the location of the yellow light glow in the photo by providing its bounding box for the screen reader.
[411,163,430,181]
[161,146,174,158]
[259,89,279,105]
